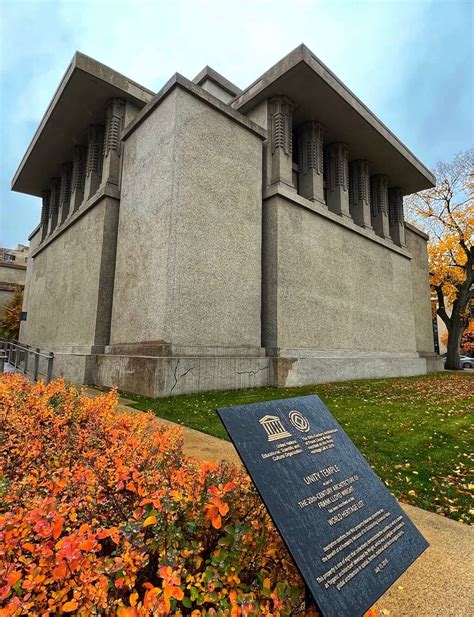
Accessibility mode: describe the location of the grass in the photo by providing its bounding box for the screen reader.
[122,372,474,524]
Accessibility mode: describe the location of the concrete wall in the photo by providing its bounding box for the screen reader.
[263,194,417,352]
[110,85,264,352]
[19,196,119,380]
[0,263,26,312]
[0,289,14,311]
[262,193,431,385]
[19,229,40,340]
[94,354,270,398]
[405,226,435,354]
[0,263,26,286]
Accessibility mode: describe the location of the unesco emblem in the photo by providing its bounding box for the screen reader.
[288,410,310,432]
[259,415,291,442]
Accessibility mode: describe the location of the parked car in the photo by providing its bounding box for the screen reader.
[443,355,473,369]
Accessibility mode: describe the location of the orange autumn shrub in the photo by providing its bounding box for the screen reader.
[0,374,302,615]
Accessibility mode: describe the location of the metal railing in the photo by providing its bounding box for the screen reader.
[0,337,54,383]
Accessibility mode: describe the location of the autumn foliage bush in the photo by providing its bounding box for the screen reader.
[0,374,304,615]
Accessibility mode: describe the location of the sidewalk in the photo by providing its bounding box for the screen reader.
[88,388,474,617]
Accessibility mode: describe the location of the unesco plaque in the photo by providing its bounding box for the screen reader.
[218,395,428,617]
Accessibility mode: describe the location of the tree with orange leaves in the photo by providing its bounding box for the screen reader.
[460,317,474,355]
[406,150,473,370]
[0,285,23,339]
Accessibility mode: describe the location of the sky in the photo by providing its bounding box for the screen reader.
[0,0,473,247]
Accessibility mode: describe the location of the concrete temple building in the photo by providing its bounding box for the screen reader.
[14,45,442,397]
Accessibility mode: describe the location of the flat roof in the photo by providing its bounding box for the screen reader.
[122,73,265,142]
[192,65,242,98]
[233,44,435,195]
[12,52,154,197]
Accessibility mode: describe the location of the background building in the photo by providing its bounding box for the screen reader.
[0,244,28,312]
[14,45,442,396]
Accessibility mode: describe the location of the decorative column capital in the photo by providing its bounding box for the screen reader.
[269,95,294,156]
[370,174,390,239]
[296,121,325,203]
[104,98,125,156]
[47,177,61,235]
[388,187,404,223]
[59,163,72,200]
[50,178,61,206]
[324,143,350,218]
[297,121,324,175]
[59,163,73,224]
[325,142,349,191]
[348,159,372,228]
[84,125,104,199]
[267,95,295,188]
[72,146,87,191]
[349,159,370,202]
[40,190,50,225]
[370,174,389,216]
[388,187,406,246]
[86,125,104,177]
[40,190,50,240]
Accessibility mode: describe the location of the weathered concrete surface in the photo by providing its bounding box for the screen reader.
[13,46,443,394]
[263,193,418,353]
[0,262,27,310]
[93,354,270,398]
[0,262,26,285]
[405,225,438,356]
[19,196,119,383]
[88,388,473,617]
[111,83,264,350]
[274,352,428,388]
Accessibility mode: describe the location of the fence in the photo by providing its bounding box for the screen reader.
[0,337,54,383]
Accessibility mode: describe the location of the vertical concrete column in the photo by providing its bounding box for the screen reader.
[84,125,104,199]
[370,174,390,239]
[59,163,73,224]
[349,159,372,228]
[388,187,406,246]
[47,178,61,235]
[269,95,294,188]
[40,190,50,241]
[70,145,87,212]
[297,121,325,203]
[101,98,125,186]
[324,142,351,218]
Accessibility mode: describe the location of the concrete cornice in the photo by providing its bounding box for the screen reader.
[192,65,242,97]
[404,221,430,241]
[31,183,120,258]
[12,52,154,197]
[122,73,267,142]
[28,223,41,241]
[233,44,435,193]
[263,184,413,259]
[0,283,21,291]
[0,262,27,271]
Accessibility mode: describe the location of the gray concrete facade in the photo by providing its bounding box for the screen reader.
[13,45,442,397]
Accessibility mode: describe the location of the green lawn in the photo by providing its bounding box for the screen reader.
[123,372,474,524]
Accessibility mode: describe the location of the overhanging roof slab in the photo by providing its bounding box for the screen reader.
[12,52,154,197]
[233,45,435,195]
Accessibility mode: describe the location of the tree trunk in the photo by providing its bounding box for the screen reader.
[440,246,473,370]
[445,316,464,370]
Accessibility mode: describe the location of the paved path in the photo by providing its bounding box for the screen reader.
[87,388,474,617]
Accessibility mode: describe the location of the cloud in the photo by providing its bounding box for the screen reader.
[1,0,472,246]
